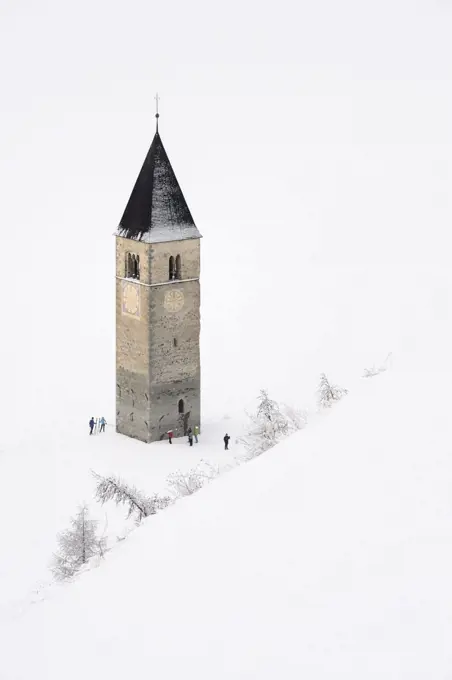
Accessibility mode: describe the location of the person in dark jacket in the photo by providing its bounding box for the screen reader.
[224,433,230,450]
[188,432,193,446]
[89,417,95,435]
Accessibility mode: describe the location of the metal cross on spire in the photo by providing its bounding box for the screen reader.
[155,93,160,133]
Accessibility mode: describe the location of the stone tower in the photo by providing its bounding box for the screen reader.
[115,126,201,443]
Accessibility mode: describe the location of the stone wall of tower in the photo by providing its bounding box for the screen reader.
[115,236,201,443]
[147,239,201,441]
[115,237,152,442]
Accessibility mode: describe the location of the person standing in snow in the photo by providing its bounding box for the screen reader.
[224,433,230,450]
[193,424,199,443]
[89,417,95,435]
[167,430,173,444]
[188,431,193,446]
[99,416,106,433]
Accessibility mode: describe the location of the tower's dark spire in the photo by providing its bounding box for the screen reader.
[155,93,160,134]
[117,131,201,244]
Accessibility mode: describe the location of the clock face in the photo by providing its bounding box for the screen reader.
[122,282,140,317]
[164,289,184,313]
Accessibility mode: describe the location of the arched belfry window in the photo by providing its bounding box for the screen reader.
[169,256,175,280]
[175,254,181,280]
[125,252,140,280]
[178,399,184,414]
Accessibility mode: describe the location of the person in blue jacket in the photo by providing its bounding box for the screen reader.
[89,417,95,435]
[99,417,106,433]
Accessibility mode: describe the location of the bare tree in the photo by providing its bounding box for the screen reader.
[167,460,220,499]
[238,390,304,460]
[317,373,348,409]
[51,504,105,581]
[92,471,172,524]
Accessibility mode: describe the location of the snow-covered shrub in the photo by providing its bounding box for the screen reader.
[92,471,172,524]
[362,352,392,378]
[238,390,305,460]
[317,373,348,409]
[362,366,379,378]
[51,504,105,581]
[167,460,220,499]
[256,390,289,437]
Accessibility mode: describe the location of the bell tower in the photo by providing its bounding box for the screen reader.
[115,116,201,443]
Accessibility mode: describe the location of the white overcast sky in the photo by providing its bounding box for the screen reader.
[0,0,451,441]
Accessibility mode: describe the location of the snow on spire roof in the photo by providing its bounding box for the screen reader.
[116,132,201,244]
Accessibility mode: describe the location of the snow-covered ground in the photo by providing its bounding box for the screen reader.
[2,363,452,678]
[0,414,245,621]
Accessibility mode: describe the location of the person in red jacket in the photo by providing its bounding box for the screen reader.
[167,430,174,444]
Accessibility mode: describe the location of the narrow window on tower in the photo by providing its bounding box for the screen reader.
[134,254,140,280]
[178,399,184,414]
[173,338,178,348]
[175,254,181,279]
[169,256,175,280]
[126,252,133,278]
